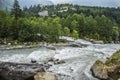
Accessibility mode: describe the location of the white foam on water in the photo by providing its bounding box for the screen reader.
[49,43,120,80]
[27,49,56,62]
[75,39,92,45]
[0,54,28,62]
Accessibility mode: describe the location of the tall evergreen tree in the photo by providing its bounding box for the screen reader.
[11,0,22,20]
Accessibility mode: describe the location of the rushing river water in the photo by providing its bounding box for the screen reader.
[0,37,120,80]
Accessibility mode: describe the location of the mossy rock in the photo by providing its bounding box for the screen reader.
[91,60,108,79]
[105,50,120,66]
[92,50,120,80]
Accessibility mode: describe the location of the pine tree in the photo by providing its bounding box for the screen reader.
[11,0,22,20]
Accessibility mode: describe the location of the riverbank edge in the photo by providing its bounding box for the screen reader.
[0,41,74,50]
[0,37,119,50]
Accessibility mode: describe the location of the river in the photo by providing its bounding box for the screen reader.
[0,37,120,80]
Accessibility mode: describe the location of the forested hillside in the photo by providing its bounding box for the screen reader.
[0,2,120,44]
[23,4,120,26]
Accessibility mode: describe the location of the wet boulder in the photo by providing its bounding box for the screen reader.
[31,59,37,63]
[57,60,65,64]
[34,72,58,80]
[47,58,65,65]
[48,58,54,62]
[0,62,45,80]
[46,46,56,50]
[70,43,82,47]
[91,60,108,79]
[91,40,104,44]
[91,60,120,80]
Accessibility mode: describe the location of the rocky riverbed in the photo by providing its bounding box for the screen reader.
[0,37,120,80]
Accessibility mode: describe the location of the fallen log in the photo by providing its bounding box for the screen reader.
[0,62,45,80]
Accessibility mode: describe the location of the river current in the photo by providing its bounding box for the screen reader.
[0,37,120,80]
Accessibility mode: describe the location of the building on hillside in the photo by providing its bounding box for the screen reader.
[38,10,48,16]
[58,6,68,13]
[61,6,68,11]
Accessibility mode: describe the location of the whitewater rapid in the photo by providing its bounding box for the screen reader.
[0,37,120,80]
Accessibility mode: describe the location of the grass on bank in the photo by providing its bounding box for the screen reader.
[105,50,120,66]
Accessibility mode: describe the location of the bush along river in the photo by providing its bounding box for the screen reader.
[0,37,120,80]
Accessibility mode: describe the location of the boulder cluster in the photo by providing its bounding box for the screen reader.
[0,57,66,80]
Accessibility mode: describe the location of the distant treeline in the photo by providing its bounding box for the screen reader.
[0,2,120,43]
[23,4,120,26]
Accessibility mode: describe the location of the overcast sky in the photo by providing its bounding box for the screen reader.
[49,0,120,4]
[49,0,120,7]
[49,0,71,4]
[17,0,120,8]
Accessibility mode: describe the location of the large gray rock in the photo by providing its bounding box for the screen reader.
[92,40,104,44]
[0,62,45,80]
[91,60,108,79]
[46,46,56,50]
[70,43,82,47]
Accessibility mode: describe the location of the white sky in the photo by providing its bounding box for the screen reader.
[49,0,71,4]
[49,0,120,7]
[49,0,120,4]
[117,0,120,5]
